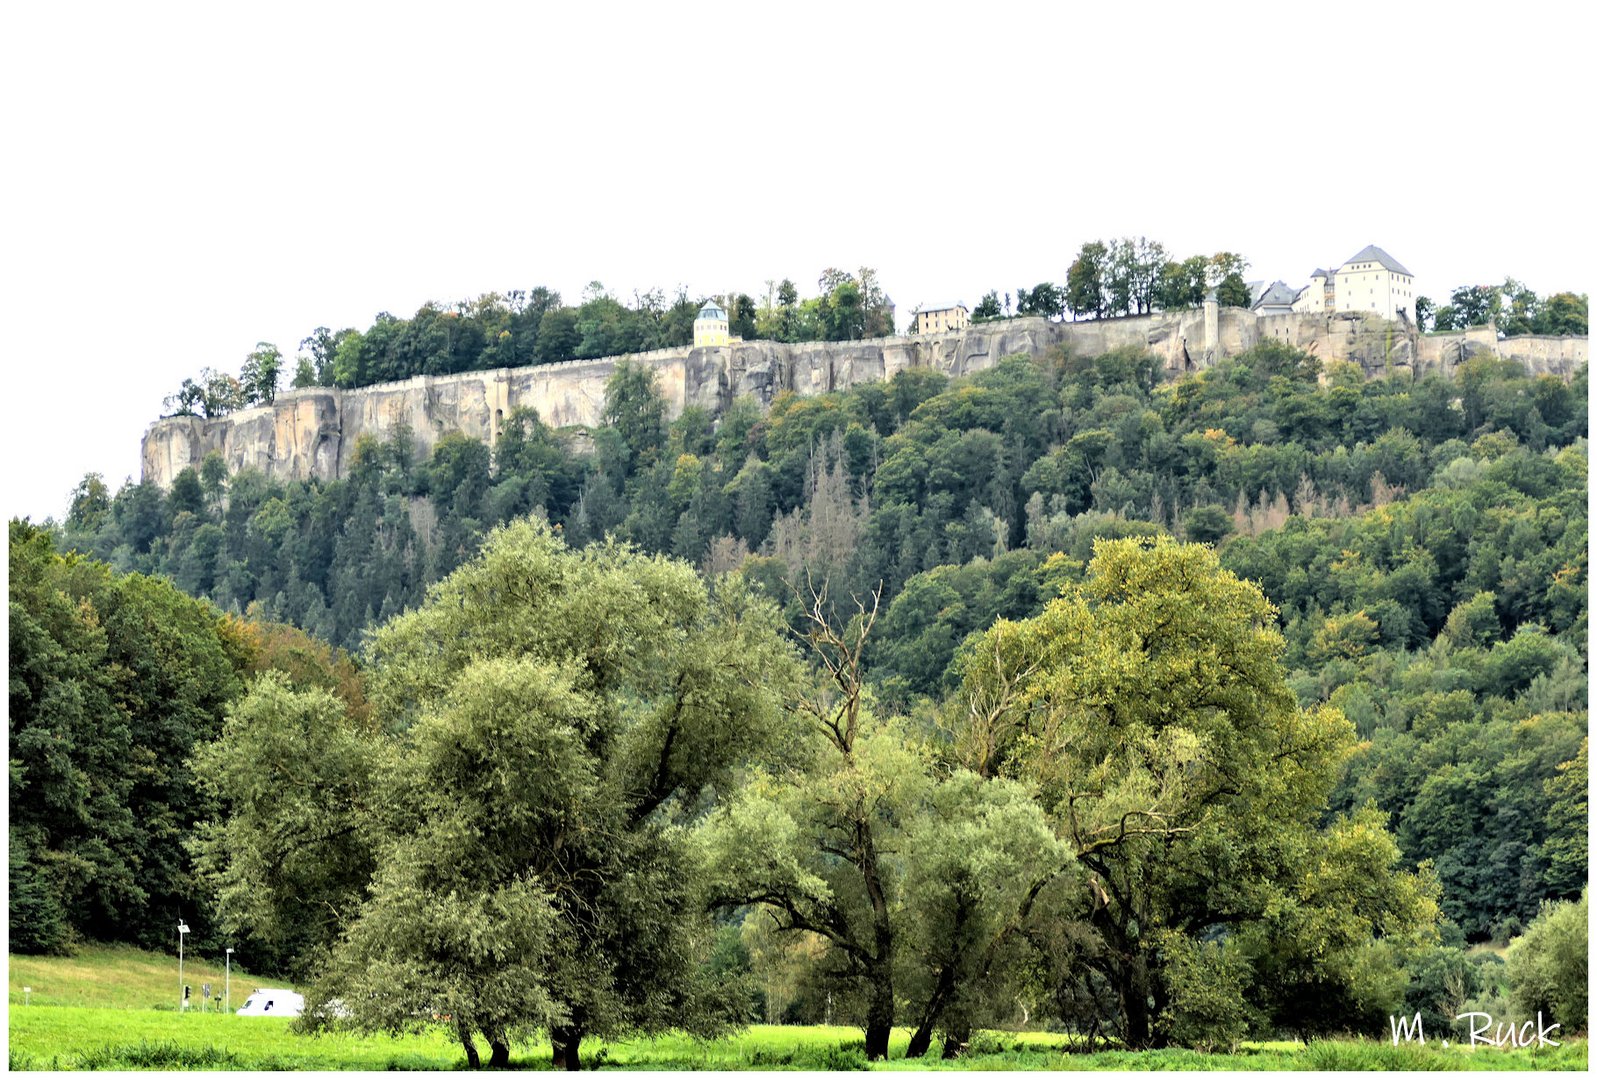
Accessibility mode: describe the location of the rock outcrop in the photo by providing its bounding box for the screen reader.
[141,310,1585,489]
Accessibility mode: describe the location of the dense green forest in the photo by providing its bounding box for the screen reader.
[17,339,1588,1059]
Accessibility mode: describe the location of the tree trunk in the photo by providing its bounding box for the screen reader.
[905,1024,933,1059]
[487,1032,510,1069]
[857,822,895,1062]
[551,1025,584,1071]
[456,1021,481,1070]
[1120,953,1153,1049]
[905,963,959,1058]
[941,1022,970,1059]
[863,962,894,1061]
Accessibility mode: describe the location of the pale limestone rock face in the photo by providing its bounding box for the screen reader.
[140,313,1586,489]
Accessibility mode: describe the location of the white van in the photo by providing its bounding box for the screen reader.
[236,988,304,1017]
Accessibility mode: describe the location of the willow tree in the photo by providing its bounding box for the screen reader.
[951,536,1438,1047]
[697,588,1067,1061]
[284,519,799,1068]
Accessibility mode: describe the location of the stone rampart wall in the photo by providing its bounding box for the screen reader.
[141,309,1586,488]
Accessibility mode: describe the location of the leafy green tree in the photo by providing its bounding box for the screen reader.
[1540,738,1587,896]
[1505,890,1588,1034]
[1532,292,1588,336]
[300,520,798,1068]
[195,367,245,418]
[65,474,112,535]
[1181,503,1233,544]
[1216,273,1250,308]
[329,328,367,387]
[1402,943,1480,1033]
[729,292,759,340]
[10,522,248,952]
[1154,932,1253,1052]
[536,306,581,362]
[490,406,580,523]
[601,359,667,476]
[1154,256,1209,311]
[1105,237,1167,316]
[1497,278,1540,337]
[699,588,1065,1059]
[164,377,205,417]
[1066,241,1108,319]
[1240,805,1440,1040]
[169,467,204,517]
[894,772,1071,1056]
[1449,284,1502,328]
[1207,252,1249,287]
[240,342,283,406]
[1016,281,1064,320]
[970,291,1002,323]
[190,675,377,979]
[297,326,340,385]
[951,537,1436,1047]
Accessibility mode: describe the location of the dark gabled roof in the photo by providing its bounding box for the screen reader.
[1252,280,1300,309]
[1341,245,1413,277]
[1309,268,1329,279]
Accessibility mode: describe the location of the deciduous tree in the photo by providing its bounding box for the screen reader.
[297,521,799,1068]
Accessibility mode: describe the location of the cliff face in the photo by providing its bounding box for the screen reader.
[141,310,1586,488]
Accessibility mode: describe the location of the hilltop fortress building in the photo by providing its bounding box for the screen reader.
[142,287,1585,492]
[1288,244,1419,322]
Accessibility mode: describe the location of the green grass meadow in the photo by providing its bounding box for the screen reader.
[8,946,1588,1070]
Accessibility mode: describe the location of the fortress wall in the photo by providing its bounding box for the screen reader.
[1493,334,1588,378]
[1417,327,1500,374]
[1413,327,1585,379]
[141,311,1586,489]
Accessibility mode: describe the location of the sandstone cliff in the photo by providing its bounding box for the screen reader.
[141,309,1585,489]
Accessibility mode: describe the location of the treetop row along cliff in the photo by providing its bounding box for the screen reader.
[143,306,1586,490]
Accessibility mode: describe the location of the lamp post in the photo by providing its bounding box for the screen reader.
[225,948,233,1013]
[178,921,190,1011]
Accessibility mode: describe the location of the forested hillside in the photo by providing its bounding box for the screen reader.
[23,339,1588,1055]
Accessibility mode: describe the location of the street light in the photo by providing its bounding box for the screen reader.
[178,921,191,1012]
[225,948,234,1013]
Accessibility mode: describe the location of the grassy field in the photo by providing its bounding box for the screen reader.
[8,947,1588,1070]
[8,942,291,1011]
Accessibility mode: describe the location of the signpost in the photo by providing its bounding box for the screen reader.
[177,920,191,1011]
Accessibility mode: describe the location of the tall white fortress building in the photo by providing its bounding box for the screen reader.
[1292,245,1417,323]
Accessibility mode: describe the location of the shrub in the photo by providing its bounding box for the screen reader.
[1302,1039,1462,1070]
[1156,932,1253,1052]
[74,1041,243,1070]
[1506,890,1588,1033]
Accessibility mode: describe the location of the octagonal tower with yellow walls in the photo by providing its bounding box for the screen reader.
[693,300,730,348]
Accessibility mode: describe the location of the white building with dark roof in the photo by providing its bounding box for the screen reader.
[1251,280,1300,316]
[914,302,968,335]
[1293,269,1333,314]
[1292,245,1417,322]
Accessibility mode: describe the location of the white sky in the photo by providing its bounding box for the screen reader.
[3,1,1592,523]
